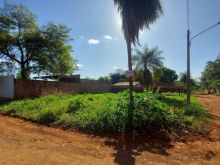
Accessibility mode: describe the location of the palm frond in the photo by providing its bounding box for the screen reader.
[114,0,163,45]
[133,45,164,71]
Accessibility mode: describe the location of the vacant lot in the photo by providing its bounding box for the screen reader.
[0,95,219,165]
[0,92,208,133]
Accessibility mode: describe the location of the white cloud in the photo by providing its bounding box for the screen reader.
[103,35,113,40]
[113,66,119,69]
[76,64,84,67]
[88,39,100,45]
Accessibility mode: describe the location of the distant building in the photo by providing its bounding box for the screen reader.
[112,82,142,92]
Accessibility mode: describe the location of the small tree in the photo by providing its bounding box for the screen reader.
[159,67,178,84]
[133,45,164,87]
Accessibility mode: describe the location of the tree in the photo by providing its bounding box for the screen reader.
[114,0,163,129]
[159,67,178,84]
[153,68,164,83]
[110,72,127,84]
[98,69,127,84]
[0,60,16,76]
[179,72,187,85]
[201,55,220,93]
[34,23,76,76]
[98,76,111,82]
[178,72,196,87]
[0,3,76,79]
[133,45,164,87]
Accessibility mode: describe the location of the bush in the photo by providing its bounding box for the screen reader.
[66,98,84,114]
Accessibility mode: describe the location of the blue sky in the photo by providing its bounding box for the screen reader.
[1,0,220,79]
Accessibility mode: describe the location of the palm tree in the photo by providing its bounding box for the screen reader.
[133,45,164,87]
[114,0,163,129]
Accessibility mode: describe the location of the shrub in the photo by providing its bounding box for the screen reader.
[66,98,84,114]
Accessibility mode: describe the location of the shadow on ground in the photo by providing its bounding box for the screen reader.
[104,133,173,165]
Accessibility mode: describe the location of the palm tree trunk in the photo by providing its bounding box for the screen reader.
[126,40,134,130]
[143,69,147,87]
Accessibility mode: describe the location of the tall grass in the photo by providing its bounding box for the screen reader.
[0,92,208,133]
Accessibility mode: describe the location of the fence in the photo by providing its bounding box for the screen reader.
[80,79,112,93]
[15,79,80,99]
[112,84,185,93]
[0,76,185,100]
[0,76,14,99]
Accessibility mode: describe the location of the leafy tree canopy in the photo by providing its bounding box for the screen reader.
[98,69,127,84]
[0,2,77,79]
[158,67,178,84]
[0,60,16,76]
[133,45,164,86]
[201,55,220,93]
[177,72,196,87]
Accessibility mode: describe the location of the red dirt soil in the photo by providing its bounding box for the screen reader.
[0,95,220,165]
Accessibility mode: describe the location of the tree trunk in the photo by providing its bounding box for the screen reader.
[20,63,27,79]
[143,68,152,88]
[126,40,134,131]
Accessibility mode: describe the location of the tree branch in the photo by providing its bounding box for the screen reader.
[2,51,21,64]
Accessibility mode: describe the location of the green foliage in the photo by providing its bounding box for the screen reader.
[98,69,127,84]
[98,76,111,82]
[144,69,153,86]
[110,69,127,84]
[0,2,76,79]
[201,55,220,93]
[67,98,84,114]
[178,72,196,86]
[153,68,164,83]
[0,92,208,134]
[0,60,16,76]
[114,0,163,45]
[158,67,178,84]
[133,45,164,86]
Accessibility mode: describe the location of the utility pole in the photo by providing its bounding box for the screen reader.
[186,29,191,105]
[186,0,191,105]
[186,0,219,105]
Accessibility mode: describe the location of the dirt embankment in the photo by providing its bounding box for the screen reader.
[0,95,220,165]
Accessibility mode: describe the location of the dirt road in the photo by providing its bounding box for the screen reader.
[0,95,220,165]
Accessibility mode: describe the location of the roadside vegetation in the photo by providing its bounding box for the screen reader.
[201,55,220,94]
[0,91,208,135]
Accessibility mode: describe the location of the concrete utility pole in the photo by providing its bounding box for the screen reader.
[186,0,191,105]
[186,0,220,105]
[186,29,191,105]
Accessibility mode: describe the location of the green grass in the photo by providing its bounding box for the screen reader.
[0,91,208,134]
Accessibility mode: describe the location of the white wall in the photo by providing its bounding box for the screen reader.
[0,76,14,99]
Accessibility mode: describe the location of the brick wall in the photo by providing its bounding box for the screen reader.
[112,84,185,93]
[14,79,80,99]
[80,80,112,93]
